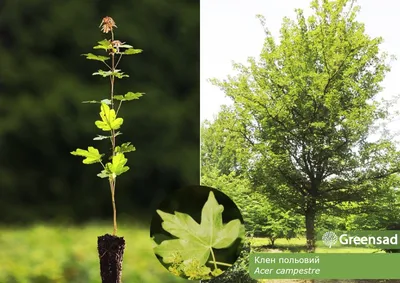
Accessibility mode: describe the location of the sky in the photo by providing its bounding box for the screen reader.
[200,0,400,136]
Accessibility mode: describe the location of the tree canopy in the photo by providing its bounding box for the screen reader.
[205,0,400,251]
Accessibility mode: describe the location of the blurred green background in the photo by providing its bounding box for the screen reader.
[0,0,199,282]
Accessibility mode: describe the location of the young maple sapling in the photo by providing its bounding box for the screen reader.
[70,16,143,283]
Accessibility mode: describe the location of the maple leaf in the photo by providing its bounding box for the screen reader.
[113,92,144,101]
[95,103,123,131]
[97,152,129,179]
[70,146,103,164]
[153,191,243,266]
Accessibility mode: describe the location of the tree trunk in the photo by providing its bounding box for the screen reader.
[98,234,125,283]
[384,223,400,253]
[305,202,316,253]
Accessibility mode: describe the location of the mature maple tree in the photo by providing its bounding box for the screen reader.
[208,0,400,252]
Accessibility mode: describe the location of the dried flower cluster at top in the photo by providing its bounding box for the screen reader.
[100,16,117,34]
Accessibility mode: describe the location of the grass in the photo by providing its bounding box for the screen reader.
[250,237,383,253]
[0,225,390,283]
[0,222,188,283]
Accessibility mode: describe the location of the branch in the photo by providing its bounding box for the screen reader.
[322,168,400,195]
[276,167,308,196]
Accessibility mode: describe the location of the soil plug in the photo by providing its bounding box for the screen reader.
[98,234,126,283]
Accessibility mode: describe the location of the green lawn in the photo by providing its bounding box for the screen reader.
[0,225,389,283]
[0,222,188,283]
[250,237,383,253]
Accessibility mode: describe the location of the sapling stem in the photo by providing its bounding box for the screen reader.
[115,54,123,68]
[109,29,118,236]
[110,178,117,236]
[102,61,111,70]
[116,101,123,116]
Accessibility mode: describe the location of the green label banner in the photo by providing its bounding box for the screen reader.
[249,253,400,279]
[316,230,400,249]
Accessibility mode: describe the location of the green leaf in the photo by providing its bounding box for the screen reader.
[199,191,242,249]
[212,219,242,249]
[93,132,122,141]
[82,99,112,105]
[119,44,133,49]
[92,70,113,77]
[82,53,109,62]
[95,103,123,131]
[114,92,144,101]
[70,147,103,164]
[115,142,136,153]
[153,191,243,266]
[93,135,109,141]
[97,170,110,178]
[107,152,129,176]
[112,69,129,79]
[97,152,129,179]
[93,39,112,51]
[157,210,204,241]
[123,48,143,55]
[95,69,129,79]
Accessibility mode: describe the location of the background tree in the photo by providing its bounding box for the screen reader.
[201,153,304,248]
[201,114,304,247]
[342,176,400,231]
[201,106,251,177]
[209,0,400,252]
